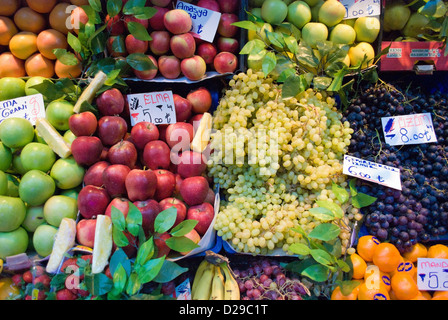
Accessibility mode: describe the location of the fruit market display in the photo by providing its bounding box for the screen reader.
[1,0,448,303]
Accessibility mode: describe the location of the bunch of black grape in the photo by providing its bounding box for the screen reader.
[232,258,310,300]
[342,81,448,254]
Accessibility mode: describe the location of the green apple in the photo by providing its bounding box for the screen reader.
[63,130,77,146]
[318,0,346,27]
[50,156,85,190]
[25,76,49,96]
[354,16,380,43]
[19,169,56,206]
[383,1,411,32]
[304,0,320,6]
[248,22,274,45]
[33,224,58,257]
[45,100,74,131]
[0,117,35,149]
[250,0,266,7]
[310,0,324,22]
[0,171,7,196]
[348,42,375,69]
[301,22,328,47]
[22,205,45,232]
[0,195,26,232]
[261,0,288,25]
[342,18,356,27]
[0,227,29,260]
[287,1,311,29]
[11,152,28,176]
[0,142,12,171]
[6,174,19,197]
[43,195,78,227]
[249,8,262,20]
[247,56,263,72]
[329,23,356,45]
[20,142,56,172]
[60,187,80,200]
[402,12,430,39]
[0,77,26,101]
[34,128,47,145]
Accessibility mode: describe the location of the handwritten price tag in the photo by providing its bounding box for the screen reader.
[340,0,381,19]
[417,258,448,291]
[343,155,402,190]
[176,1,221,43]
[0,94,45,125]
[381,113,437,146]
[127,91,176,126]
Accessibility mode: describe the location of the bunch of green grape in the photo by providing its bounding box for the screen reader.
[207,69,361,255]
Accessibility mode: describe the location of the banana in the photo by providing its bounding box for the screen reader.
[220,263,240,300]
[191,259,210,297]
[192,263,215,300]
[210,265,225,300]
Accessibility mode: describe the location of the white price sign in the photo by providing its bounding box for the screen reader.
[340,0,381,19]
[417,258,448,291]
[127,91,177,126]
[0,93,45,125]
[176,1,221,43]
[343,155,402,190]
[381,113,437,146]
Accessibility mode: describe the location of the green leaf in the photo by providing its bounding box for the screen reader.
[122,0,147,15]
[282,73,305,98]
[133,6,157,20]
[84,272,113,296]
[126,53,157,71]
[135,236,155,266]
[111,263,127,295]
[419,0,447,18]
[107,0,123,18]
[349,179,358,196]
[153,260,188,283]
[53,49,79,66]
[231,20,258,31]
[109,248,131,276]
[88,0,102,11]
[137,256,165,284]
[288,243,310,256]
[111,206,126,231]
[126,271,142,296]
[29,79,63,102]
[127,21,152,41]
[310,248,333,266]
[315,200,343,219]
[240,39,265,55]
[262,51,277,76]
[113,226,130,247]
[332,182,349,204]
[301,263,329,282]
[336,258,351,273]
[309,223,340,241]
[340,280,362,296]
[165,235,200,253]
[88,24,108,55]
[290,225,307,238]
[170,219,198,237]
[352,192,377,209]
[313,76,332,90]
[67,32,82,53]
[154,206,177,234]
[126,202,143,236]
[309,207,334,222]
[284,35,299,54]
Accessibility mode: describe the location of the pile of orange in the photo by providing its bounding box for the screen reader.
[0,0,85,78]
[331,235,448,300]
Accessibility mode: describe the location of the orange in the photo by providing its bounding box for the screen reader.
[364,264,391,292]
[0,0,20,16]
[410,291,431,300]
[9,31,38,60]
[13,7,47,34]
[391,272,419,300]
[350,253,367,280]
[36,29,68,60]
[49,2,72,35]
[54,58,82,79]
[26,0,58,14]
[330,285,358,300]
[393,259,416,278]
[403,243,427,263]
[70,0,89,5]
[427,244,448,259]
[357,282,390,300]
[356,235,380,262]
[0,16,18,46]
[432,291,448,300]
[0,52,25,77]
[25,52,55,78]
[372,242,402,273]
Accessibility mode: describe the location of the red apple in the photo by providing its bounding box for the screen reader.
[142,140,171,170]
[179,176,209,206]
[154,232,171,257]
[217,0,238,13]
[197,42,217,65]
[133,55,158,80]
[134,199,162,236]
[181,55,207,81]
[165,122,194,151]
[170,33,196,59]
[124,15,149,30]
[83,160,110,187]
[105,197,130,218]
[158,55,181,79]
[107,140,138,169]
[189,114,203,134]
[176,150,207,178]
[96,88,125,116]
[174,173,183,197]
[159,197,187,228]
[149,30,171,56]
[78,185,111,219]
[216,37,239,54]
[204,187,215,205]
[107,35,127,57]
[130,121,159,150]
[68,111,97,137]
[97,115,128,146]
[217,13,238,38]
[186,87,212,113]
[179,228,200,255]
[106,14,125,35]
[197,0,220,11]
[187,202,214,236]
[149,6,169,30]
[125,34,148,55]
[154,169,176,201]
[150,0,171,7]
[163,9,192,35]
[158,124,168,142]
[173,94,192,122]
[71,136,104,166]
[213,51,238,74]
[76,218,97,248]
[125,168,157,201]
[102,164,131,198]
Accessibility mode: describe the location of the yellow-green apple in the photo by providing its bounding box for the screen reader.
[165,122,194,151]
[173,94,193,123]
[150,0,172,7]
[329,23,356,45]
[133,55,158,80]
[50,156,85,190]
[133,199,162,236]
[71,136,104,166]
[0,142,12,171]
[19,170,55,206]
[43,195,78,227]
[33,224,58,257]
[304,0,320,6]
[77,185,111,219]
[21,205,45,232]
[149,31,171,56]
[0,227,28,259]
[0,171,6,196]
[107,35,127,57]
[197,0,220,11]
[125,168,157,201]
[0,117,34,149]
[105,197,130,218]
[213,51,238,74]
[217,13,239,38]
[176,150,207,178]
[143,140,171,170]
[348,41,375,69]
[354,16,380,43]
[187,202,214,235]
[0,77,25,101]
[197,42,218,64]
[62,130,77,145]
[95,88,125,116]
[97,115,128,146]
[158,55,181,79]
[76,218,96,248]
[154,169,176,201]
[163,9,193,35]
[402,12,429,38]
[217,0,238,12]
[287,1,312,29]
[181,55,207,81]
[216,37,239,54]
[154,232,171,257]
[20,142,56,172]
[107,140,138,169]
[179,176,209,206]
[0,195,26,232]
[187,87,212,113]
[261,0,288,25]
[318,0,346,27]
[301,22,328,47]
[106,14,125,36]
[130,121,160,150]
[179,228,200,255]
[159,197,187,228]
[102,164,131,198]
[68,111,97,137]
[383,1,411,32]
[149,6,169,30]
[83,160,110,187]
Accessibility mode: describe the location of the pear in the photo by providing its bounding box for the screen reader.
[383,1,411,32]
[402,12,430,38]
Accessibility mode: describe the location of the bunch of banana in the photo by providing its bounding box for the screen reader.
[191,251,240,300]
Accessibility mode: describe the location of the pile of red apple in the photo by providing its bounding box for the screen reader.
[67,86,216,259]
[106,0,241,81]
